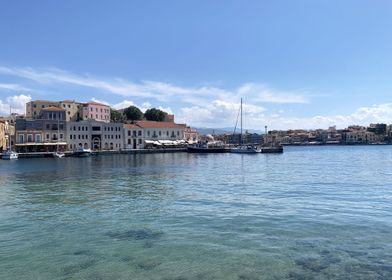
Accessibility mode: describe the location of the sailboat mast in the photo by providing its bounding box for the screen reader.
[240,98,243,145]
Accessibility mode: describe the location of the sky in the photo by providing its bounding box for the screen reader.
[1,0,392,130]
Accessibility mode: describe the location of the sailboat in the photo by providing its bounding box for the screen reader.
[230,98,261,154]
[53,119,65,158]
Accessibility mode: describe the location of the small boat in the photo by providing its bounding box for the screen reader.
[187,141,228,153]
[73,147,92,157]
[2,150,18,160]
[53,152,65,158]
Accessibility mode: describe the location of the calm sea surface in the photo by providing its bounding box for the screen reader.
[1,146,392,280]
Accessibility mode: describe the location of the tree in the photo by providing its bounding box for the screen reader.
[110,109,124,122]
[144,108,166,122]
[124,106,143,121]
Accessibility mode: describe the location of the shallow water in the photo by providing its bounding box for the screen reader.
[1,146,392,279]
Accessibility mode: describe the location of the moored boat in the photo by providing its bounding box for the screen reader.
[73,147,92,157]
[2,150,18,160]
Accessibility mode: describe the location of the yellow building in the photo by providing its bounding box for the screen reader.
[59,100,83,121]
[26,100,59,119]
[26,100,84,121]
[0,121,6,151]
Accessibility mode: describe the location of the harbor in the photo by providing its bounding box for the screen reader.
[1,145,391,280]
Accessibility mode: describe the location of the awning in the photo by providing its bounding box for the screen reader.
[15,142,68,146]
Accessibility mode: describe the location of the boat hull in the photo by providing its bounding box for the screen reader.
[2,151,18,160]
[231,148,261,154]
[73,152,91,157]
[187,147,228,153]
[261,147,284,153]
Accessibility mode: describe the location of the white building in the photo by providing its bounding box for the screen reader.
[123,121,186,149]
[67,121,123,151]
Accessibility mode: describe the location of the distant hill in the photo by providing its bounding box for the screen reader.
[194,127,263,135]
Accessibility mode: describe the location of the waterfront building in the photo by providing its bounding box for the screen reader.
[123,123,144,150]
[0,121,5,151]
[123,121,186,149]
[15,107,67,153]
[67,120,123,151]
[81,101,110,123]
[345,131,381,144]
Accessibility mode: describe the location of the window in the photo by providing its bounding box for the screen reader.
[33,104,37,108]
[92,126,101,131]
[46,134,50,140]
[46,124,50,130]
[159,131,161,136]
[86,135,88,140]
[78,126,80,131]
[96,114,98,119]
[128,131,131,136]
[18,134,24,143]
[138,130,142,136]
[177,131,180,136]
[60,134,63,139]
[35,134,41,143]
[166,131,169,136]
[147,131,150,136]
[59,124,64,130]
[128,139,131,144]
[70,135,73,139]
[138,139,142,144]
[82,127,84,131]
[78,135,81,139]
[133,131,136,137]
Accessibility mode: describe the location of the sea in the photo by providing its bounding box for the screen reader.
[0,145,391,280]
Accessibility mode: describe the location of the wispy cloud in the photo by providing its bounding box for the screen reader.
[0,66,310,106]
[0,83,31,92]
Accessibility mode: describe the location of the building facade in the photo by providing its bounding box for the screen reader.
[123,123,144,150]
[67,121,123,151]
[0,121,5,152]
[15,107,67,153]
[123,121,186,149]
[81,102,110,123]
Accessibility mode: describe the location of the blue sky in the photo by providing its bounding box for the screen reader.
[1,0,392,129]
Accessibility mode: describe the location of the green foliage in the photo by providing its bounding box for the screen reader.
[124,106,143,121]
[144,108,166,122]
[110,109,124,122]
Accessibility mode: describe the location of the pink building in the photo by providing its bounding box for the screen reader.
[82,102,110,123]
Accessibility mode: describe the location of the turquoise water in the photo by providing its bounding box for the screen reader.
[1,146,392,279]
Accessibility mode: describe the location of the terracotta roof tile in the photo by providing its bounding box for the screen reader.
[135,121,185,129]
[123,123,140,129]
[85,101,110,107]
